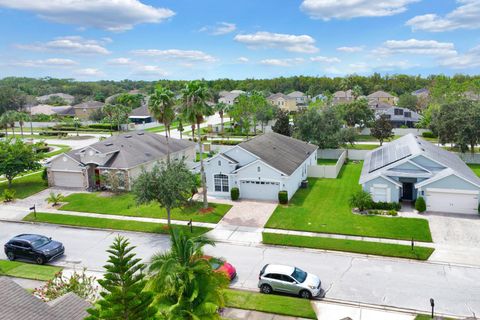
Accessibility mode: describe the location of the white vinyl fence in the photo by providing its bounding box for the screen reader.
[308,150,346,178]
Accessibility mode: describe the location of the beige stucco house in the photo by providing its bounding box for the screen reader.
[267,93,297,112]
[367,91,396,105]
[73,101,104,120]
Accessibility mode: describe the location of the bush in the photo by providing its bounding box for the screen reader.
[47,192,64,206]
[415,196,426,212]
[387,210,398,216]
[349,190,373,211]
[278,190,288,204]
[422,131,437,139]
[88,123,116,130]
[41,167,48,185]
[39,131,68,137]
[230,187,239,201]
[3,189,16,202]
[211,140,241,146]
[371,201,401,211]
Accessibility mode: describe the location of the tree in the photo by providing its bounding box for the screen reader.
[181,80,213,209]
[352,85,363,100]
[2,110,17,136]
[148,229,229,320]
[337,98,374,128]
[73,117,81,137]
[86,236,157,320]
[371,115,393,146]
[149,85,175,162]
[116,93,143,110]
[252,93,275,132]
[214,102,228,135]
[16,112,29,138]
[397,93,418,111]
[0,138,41,187]
[271,110,291,136]
[294,106,342,149]
[349,190,373,212]
[102,104,116,136]
[230,94,253,138]
[132,161,196,225]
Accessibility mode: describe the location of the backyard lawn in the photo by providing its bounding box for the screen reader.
[0,260,62,281]
[468,164,480,177]
[265,162,432,242]
[348,143,380,150]
[0,171,47,199]
[317,158,338,165]
[60,192,231,223]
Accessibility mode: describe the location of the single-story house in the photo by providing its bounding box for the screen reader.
[0,276,91,320]
[377,106,422,128]
[37,93,75,105]
[129,105,153,124]
[47,131,195,190]
[360,134,480,214]
[72,101,104,119]
[267,93,298,112]
[204,132,318,201]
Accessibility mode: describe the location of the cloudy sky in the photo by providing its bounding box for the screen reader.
[0,0,479,80]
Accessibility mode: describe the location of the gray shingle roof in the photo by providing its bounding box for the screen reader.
[0,277,90,320]
[367,91,394,98]
[129,105,152,118]
[238,132,318,175]
[73,101,104,109]
[268,93,295,101]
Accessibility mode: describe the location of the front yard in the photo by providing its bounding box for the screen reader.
[0,171,47,200]
[0,259,62,281]
[60,192,231,224]
[265,162,432,242]
[468,164,480,177]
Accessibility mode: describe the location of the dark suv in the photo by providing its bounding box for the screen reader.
[4,234,64,265]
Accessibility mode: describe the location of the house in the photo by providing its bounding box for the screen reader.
[412,88,429,98]
[203,132,318,201]
[73,101,104,119]
[0,276,91,320]
[29,104,73,116]
[219,92,241,105]
[129,105,153,124]
[463,91,480,101]
[332,90,354,105]
[367,91,396,105]
[368,101,393,114]
[311,94,326,103]
[287,91,308,105]
[267,93,297,112]
[47,131,195,190]
[360,134,480,214]
[377,106,421,128]
[37,93,75,105]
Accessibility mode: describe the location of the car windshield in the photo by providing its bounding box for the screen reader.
[209,258,223,270]
[31,236,51,248]
[291,267,307,283]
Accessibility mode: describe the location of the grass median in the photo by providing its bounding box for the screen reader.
[23,212,211,236]
[224,289,317,319]
[263,233,434,261]
[0,260,62,281]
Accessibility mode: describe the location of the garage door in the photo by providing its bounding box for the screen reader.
[426,189,479,214]
[240,180,280,201]
[52,171,84,188]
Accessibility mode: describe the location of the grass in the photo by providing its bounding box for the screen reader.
[42,144,71,158]
[265,162,432,242]
[60,193,231,223]
[0,171,47,199]
[0,260,62,281]
[145,121,180,133]
[348,144,380,150]
[23,212,210,236]
[415,315,456,320]
[317,158,338,165]
[355,135,401,142]
[195,152,214,162]
[468,164,480,177]
[224,289,317,319]
[263,233,434,260]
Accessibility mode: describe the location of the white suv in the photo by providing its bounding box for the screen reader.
[258,264,322,299]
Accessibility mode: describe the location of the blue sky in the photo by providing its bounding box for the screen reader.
[0,0,479,80]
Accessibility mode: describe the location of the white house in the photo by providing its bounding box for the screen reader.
[204,132,318,201]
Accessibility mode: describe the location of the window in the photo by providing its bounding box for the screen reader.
[394,108,404,116]
[257,166,261,172]
[214,174,229,192]
[218,160,221,166]
[404,111,411,118]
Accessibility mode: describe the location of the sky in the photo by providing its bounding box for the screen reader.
[0,0,479,81]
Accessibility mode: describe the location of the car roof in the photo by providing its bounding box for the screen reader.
[264,264,295,275]
[12,234,46,242]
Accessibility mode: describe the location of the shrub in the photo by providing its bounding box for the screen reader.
[422,131,437,139]
[211,140,241,146]
[88,123,116,130]
[230,187,239,201]
[387,210,398,216]
[415,196,426,212]
[371,201,401,211]
[41,167,48,185]
[278,190,288,204]
[47,192,64,206]
[39,131,68,137]
[3,189,16,202]
[349,190,373,211]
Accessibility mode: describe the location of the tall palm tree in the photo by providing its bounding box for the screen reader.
[148,229,228,320]
[3,110,16,137]
[149,85,175,163]
[0,113,9,137]
[16,112,29,138]
[214,102,228,136]
[181,81,213,209]
[102,104,115,136]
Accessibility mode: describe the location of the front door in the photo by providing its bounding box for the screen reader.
[402,183,413,200]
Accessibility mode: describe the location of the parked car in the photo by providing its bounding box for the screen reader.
[205,256,236,281]
[258,264,321,299]
[4,234,64,265]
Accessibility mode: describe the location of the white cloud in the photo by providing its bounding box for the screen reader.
[200,22,236,35]
[0,0,175,32]
[75,68,104,77]
[132,49,216,62]
[13,58,77,67]
[375,60,416,71]
[260,58,304,67]
[310,56,341,63]
[133,65,169,76]
[300,0,418,20]
[375,39,457,57]
[234,31,318,53]
[17,36,110,55]
[237,57,249,63]
[337,46,364,53]
[441,45,480,69]
[406,0,480,32]
[108,57,135,65]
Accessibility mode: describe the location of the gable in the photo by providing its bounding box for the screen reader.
[224,147,258,166]
[411,155,445,170]
[235,160,283,179]
[420,174,480,191]
[50,154,83,172]
[388,161,429,173]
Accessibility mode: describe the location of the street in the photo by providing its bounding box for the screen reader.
[1,221,479,317]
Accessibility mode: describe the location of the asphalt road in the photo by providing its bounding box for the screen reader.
[1,221,479,317]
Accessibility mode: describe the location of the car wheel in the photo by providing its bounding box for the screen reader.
[299,290,312,299]
[260,284,272,294]
[35,256,45,265]
[6,252,15,261]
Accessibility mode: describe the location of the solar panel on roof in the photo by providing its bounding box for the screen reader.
[368,143,412,173]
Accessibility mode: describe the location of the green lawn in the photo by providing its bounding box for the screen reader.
[348,144,380,150]
[263,233,434,260]
[224,289,317,319]
[415,315,456,320]
[265,163,432,242]
[145,121,180,133]
[0,260,62,281]
[41,144,72,158]
[24,212,210,236]
[468,164,480,177]
[317,158,338,165]
[0,171,47,199]
[355,135,400,142]
[60,193,231,223]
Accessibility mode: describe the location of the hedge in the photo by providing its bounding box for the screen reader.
[278,190,288,204]
[422,131,437,139]
[211,140,242,145]
[371,202,401,211]
[230,187,239,201]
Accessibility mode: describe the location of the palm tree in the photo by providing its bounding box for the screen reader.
[16,112,29,138]
[3,110,17,137]
[148,229,228,319]
[181,81,213,209]
[215,102,228,136]
[102,104,115,136]
[149,85,175,163]
[0,113,9,137]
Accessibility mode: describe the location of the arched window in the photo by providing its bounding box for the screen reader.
[214,174,229,192]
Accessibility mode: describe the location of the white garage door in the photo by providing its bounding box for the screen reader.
[426,188,479,214]
[52,171,84,188]
[240,180,280,201]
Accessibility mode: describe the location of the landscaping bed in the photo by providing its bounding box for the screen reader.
[263,233,434,260]
[23,212,210,236]
[0,260,62,281]
[60,193,231,223]
[265,163,432,242]
[0,171,47,200]
[224,289,317,319]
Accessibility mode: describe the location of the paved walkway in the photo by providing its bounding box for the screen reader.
[221,308,311,320]
[312,300,417,320]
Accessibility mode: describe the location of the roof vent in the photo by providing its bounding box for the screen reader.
[125,135,132,138]
[105,142,113,146]
[145,152,152,157]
